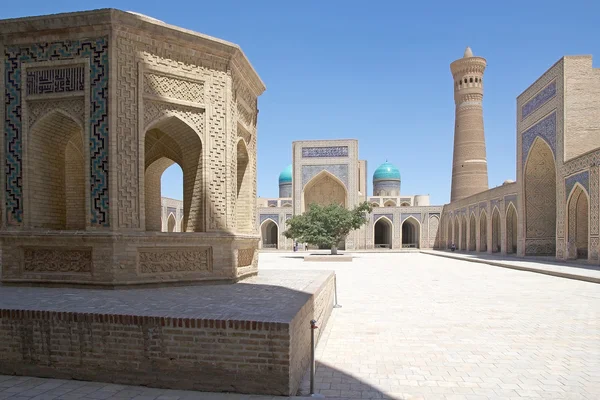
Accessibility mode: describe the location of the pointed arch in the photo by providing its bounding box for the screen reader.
[383,200,396,207]
[491,206,501,253]
[143,115,203,232]
[469,212,476,251]
[374,216,393,249]
[524,136,556,255]
[400,202,410,207]
[460,215,467,250]
[429,215,440,248]
[302,170,347,212]
[506,203,518,254]
[479,209,488,252]
[167,213,176,232]
[447,216,453,248]
[28,110,86,229]
[453,216,460,248]
[402,216,420,248]
[260,219,279,249]
[236,138,253,233]
[566,183,589,259]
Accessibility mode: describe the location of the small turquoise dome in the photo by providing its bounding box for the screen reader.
[373,161,401,181]
[279,164,292,184]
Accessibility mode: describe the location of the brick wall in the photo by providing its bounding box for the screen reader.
[289,273,335,394]
[0,272,336,396]
[0,311,290,395]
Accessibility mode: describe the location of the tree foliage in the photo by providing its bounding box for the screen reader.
[284,202,372,253]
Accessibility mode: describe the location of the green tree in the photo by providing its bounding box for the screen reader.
[284,202,372,255]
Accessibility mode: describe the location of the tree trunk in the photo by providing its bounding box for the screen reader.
[331,246,338,255]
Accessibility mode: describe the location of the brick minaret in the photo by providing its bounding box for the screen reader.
[450,47,489,202]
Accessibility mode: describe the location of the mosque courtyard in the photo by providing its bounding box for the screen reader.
[1,252,598,400]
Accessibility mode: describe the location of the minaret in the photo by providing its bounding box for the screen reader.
[450,47,489,202]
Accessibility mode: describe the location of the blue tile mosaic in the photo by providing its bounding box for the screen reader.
[302,164,348,189]
[281,200,292,207]
[478,202,487,211]
[504,194,517,209]
[522,81,556,120]
[565,171,589,198]
[373,213,393,222]
[302,146,348,158]
[167,207,177,216]
[285,214,292,220]
[522,112,556,167]
[374,180,400,196]
[267,200,278,207]
[490,199,500,212]
[4,38,109,226]
[260,214,279,225]
[278,183,292,198]
[401,213,421,223]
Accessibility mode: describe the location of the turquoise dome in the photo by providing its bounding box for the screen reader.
[373,161,401,181]
[278,164,292,184]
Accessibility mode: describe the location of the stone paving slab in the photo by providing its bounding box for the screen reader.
[0,269,332,322]
[3,253,600,400]
[0,376,291,400]
[262,253,599,399]
[422,250,600,284]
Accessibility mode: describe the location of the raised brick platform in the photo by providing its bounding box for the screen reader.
[0,270,335,396]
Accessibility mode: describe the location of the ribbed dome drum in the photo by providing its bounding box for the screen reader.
[278,164,292,198]
[373,161,401,196]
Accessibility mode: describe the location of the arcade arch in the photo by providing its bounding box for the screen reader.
[567,185,589,259]
[374,217,393,249]
[524,137,556,255]
[402,217,420,248]
[144,116,203,232]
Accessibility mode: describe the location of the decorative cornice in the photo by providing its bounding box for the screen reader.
[450,57,487,76]
[0,9,266,97]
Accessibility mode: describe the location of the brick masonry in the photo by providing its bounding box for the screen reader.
[0,270,335,396]
[0,9,266,284]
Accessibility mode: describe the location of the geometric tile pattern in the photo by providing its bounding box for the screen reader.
[302,164,348,189]
[373,213,393,222]
[259,214,279,225]
[522,112,556,167]
[4,37,109,226]
[302,146,348,158]
[565,170,589,199]
[26,65,85,95]
[401,213,421,223]
[504,194,517,210]
[521,80,556,120]
[267,200,278,207]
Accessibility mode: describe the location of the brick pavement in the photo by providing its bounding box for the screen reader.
[422,250,600,284]
[2,252,599,400]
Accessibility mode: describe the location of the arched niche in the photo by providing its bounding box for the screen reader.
[524,137,556,255]
[374,217,393,249]
[144,116,203,232]
[28,110,86,230]
[302,171,347,212]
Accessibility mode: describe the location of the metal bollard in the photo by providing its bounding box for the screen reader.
[333,274,342,308]
[309,319,324,398]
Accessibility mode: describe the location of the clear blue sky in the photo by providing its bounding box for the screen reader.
[5,1,598,205]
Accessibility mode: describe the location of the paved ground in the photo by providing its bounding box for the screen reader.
[2,252,599,400]
[423,250,600,283]
[0,270,333,322]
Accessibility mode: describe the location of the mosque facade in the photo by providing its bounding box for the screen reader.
[161,47,600,263]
